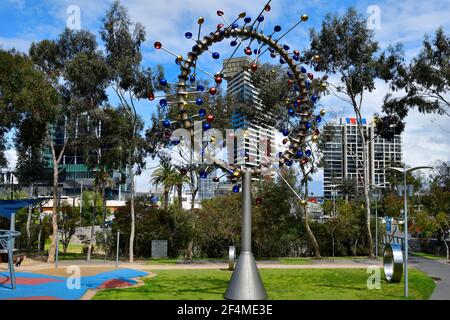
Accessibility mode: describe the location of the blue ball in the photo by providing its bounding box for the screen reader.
[197,85,205,92]
[278,152,283,158]
[203,123,212,131]
[192,45,199,52]
[293,55,299,61]
[305,122,312,129]
[305,80,311,87]
[286,160,293,167]
[244,17,252,23]
[282,129,289,136]
[189,75,196,83]
[279,58,286,64]
[232,185,240,193]
[172,140,180,146]
[288,108,295,116]
[296,150,304,157]
[294,100,299,108]
[196,98,203,106]
[301,66,307,73]
[283,44,290,51]
[159,99,168,107]
[200,171,208,179]
[274,25,282,32]
[305,150,312,157]
[212,52,220,59]
[230,40,237,47]
[287,71,293,78]
[185,32,193,39]
[311,95,318,103]
[257,15,264,22]
[316,115,322,123]
[199,108,206,117]
[231,23,239,29]
[159,79,167,86]
[162,120,171,128]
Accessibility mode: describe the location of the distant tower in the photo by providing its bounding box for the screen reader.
[223,57,275,169]
[323,117,403,199]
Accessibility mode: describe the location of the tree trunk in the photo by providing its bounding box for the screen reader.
[87,192,97,261]
[359,126,374,259]
[302,168,321,259]
[102,185,108,260]
[26,205,32,250]
[47,160,59,263]
[332,235,335,262]
[129,165,135,263]
[177,185,183,211]
[163,189,169,211]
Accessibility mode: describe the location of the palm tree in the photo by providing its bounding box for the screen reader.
[95,166,115,259]
[166,169,190,210]
[151,160,175,211]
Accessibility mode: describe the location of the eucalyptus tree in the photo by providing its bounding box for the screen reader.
[100,1,163,262]
[29,28,110,262]
[377,27,449,133]
[306,8,406,258]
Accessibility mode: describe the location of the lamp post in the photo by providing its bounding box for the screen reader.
[330,184,341,216]
[388,164,433,298]
[370,183,383,258]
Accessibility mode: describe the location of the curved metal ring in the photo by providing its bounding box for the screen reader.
[383,243,403,283]
[175,26,312,166]
[228,246,236,271]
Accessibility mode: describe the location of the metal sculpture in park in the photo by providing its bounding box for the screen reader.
[154,1,326,300]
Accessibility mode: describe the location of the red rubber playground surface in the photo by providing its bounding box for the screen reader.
[0,268,148,300]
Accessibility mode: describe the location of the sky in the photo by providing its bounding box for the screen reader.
[1,0,449,195]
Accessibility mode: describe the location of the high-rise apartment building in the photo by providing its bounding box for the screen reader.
[323,118,402,199]
[223,57,275,168]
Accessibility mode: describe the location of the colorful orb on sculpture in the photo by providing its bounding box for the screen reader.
[199,109,206,117]
[255,197,263,205]
[200,171,208,179]
[159,79,167,86]
[209,87,217,95]
[232,185,240,193]
[206,114,215,123]
[162,120,171,128]
[196,98,203,106]
[154,41,162,49]
[203,123,212,131]
[212,52,220,59]
[244,17,252,23]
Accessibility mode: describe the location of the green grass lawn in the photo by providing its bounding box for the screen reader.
[93,268,435,300]
[411,252,447,260]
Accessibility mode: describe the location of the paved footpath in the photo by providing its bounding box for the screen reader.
[410,255,450,300]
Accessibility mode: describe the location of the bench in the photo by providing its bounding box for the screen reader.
[0,249,26,267]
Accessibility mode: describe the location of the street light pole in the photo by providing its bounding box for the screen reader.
[388,165,433,298]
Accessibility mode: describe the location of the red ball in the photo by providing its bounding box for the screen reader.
[206,114,215,123]
[287,79,293,86]
[217,23,224,29]
[148,93,155,101]
[209,87,217,95]
[244,47,252,55]
[301,158,309,165]
[215,76,222,84]
[213,177,220,182]
[293,50,300,56]
[154,41,162,49]
[164,131,172,138]
[255,197,263,205]
[217,10,224,16]
[283,138,288,144]
[250,63,258,71]
[308,73,314,80]
[264,4,271,11]
[180,168,188,176]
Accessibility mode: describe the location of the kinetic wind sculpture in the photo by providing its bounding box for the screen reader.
[153,1,327,300]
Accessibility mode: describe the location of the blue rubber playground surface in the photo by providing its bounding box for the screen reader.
[0,268,148,300]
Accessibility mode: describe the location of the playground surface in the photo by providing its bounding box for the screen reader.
[0,265,149,300]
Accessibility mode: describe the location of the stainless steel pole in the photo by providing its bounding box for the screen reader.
[403,164,408,298]
[375,197,378,258]
[224,170,267,300]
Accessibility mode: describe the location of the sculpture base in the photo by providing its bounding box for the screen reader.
[224,251,267,300]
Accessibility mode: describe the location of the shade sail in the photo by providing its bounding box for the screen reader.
[0,199,46,219]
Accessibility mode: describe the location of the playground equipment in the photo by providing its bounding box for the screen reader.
[154,1,326,299]
[0,199,45,290]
